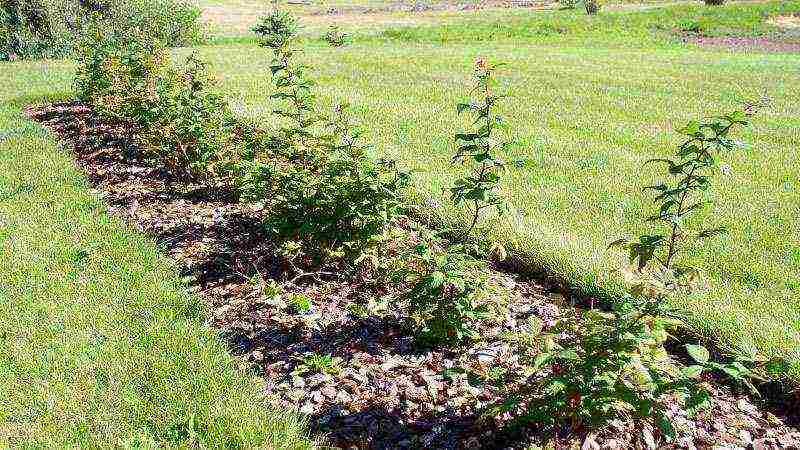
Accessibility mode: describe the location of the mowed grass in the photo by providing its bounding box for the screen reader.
[200,0,800,40]
[194,2,800,379]
[0,62,314,448]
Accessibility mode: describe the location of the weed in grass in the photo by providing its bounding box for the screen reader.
[324,25,350,47]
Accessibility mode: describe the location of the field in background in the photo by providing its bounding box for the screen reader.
[196,1,800,378]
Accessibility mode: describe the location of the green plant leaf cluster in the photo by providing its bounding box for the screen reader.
[611,105,764,281]
[392,232,493,345]
[73,18,246,180]
[246,10,410,262]
[451,58,509,238]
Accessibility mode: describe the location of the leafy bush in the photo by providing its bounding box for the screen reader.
[393,233,493,345]
[247,10,408,259]
[491,294,762,437]
[610,104,764,284]
[73,19,167,119]
[138,54,249,179]
[1,0,203,60]
[74,20,246,180]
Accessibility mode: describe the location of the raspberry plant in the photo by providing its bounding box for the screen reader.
[253,10,321,153]
[451,57,509,238]
[250,11,408,262]
[611,104,764,283]
[393,232,492,345]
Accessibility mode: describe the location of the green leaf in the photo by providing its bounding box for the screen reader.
[429,271,446,288]
[533,353,552,370]
[678,120,701,136]
[556,349,579,360]
[657,414,677,440]
[456,102,472,114]
[686,344,710,364]
[682,365,704,378]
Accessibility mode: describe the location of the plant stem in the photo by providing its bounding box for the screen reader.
[664,164,693,271]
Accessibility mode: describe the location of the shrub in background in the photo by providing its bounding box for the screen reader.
[557,0,579,10]
[1,0,202,60]
[584,0,602,15]
[704,0,725,5]
[323,25,350,47]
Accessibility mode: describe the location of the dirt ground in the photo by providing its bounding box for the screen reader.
[27,101,800,449]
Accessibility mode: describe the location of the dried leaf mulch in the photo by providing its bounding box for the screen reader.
[27,101,800,450]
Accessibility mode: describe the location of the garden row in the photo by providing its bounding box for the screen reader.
[71,7,791,444]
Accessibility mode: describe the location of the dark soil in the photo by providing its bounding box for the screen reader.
[305,0,550,15]
[690,36,800,53]
[27,101,800,450]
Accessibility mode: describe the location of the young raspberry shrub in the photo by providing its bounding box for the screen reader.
[246,10,409,264]
[73,16,168,121]
[487,291,772,442]
[610,100,767,288]
[391,229,495,345]
[394,57,515,346]
[482,100,773,441]
[139,53,248,179]
[451,57,509,239]
[74,16,251,180]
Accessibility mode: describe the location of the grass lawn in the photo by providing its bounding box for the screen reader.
[1,1,798,446]
[0,62,314,447]
[194,1,800,379]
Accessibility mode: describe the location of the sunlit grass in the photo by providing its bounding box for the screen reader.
[0,60,314,448]
[192,1,800,380]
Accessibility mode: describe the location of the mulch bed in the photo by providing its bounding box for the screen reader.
[689,36,800,53]
[27,101,800,450]
[303,0,550,16]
